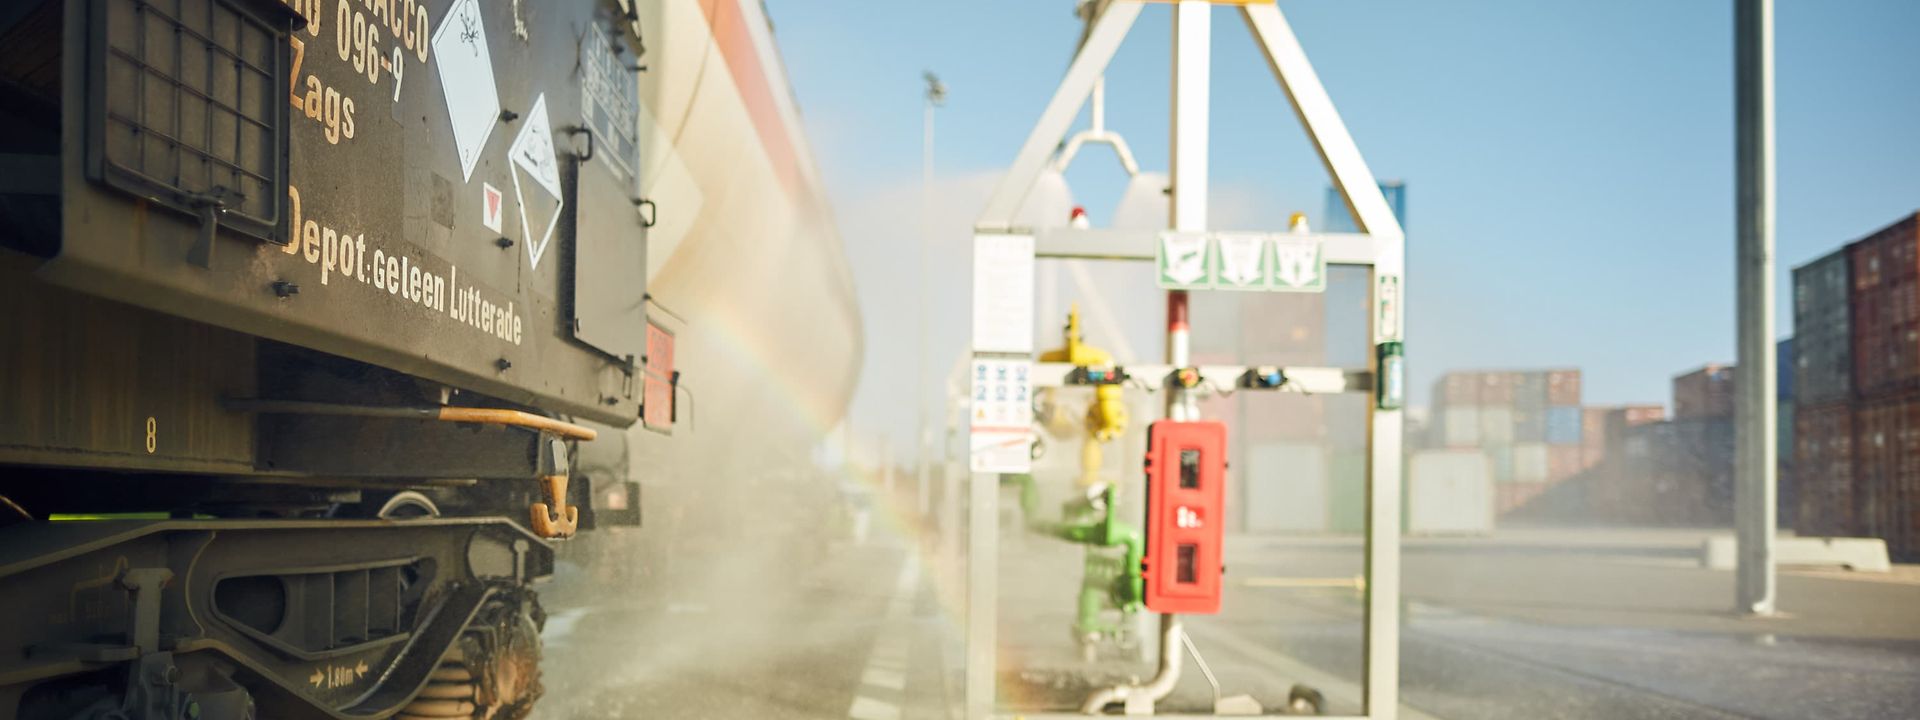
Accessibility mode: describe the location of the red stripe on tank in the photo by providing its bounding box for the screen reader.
[700,0,803,197]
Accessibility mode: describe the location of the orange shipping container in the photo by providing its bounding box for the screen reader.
[1547,370,1582,406]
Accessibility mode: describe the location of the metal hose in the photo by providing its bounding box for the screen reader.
[1080,613,1183,714]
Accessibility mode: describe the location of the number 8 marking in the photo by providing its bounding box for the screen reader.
[145,417,157,454]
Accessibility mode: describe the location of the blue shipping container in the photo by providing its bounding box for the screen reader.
[1546,406,1583,445]
[1777,338,1794,401]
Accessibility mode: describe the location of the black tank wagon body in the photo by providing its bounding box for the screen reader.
[0,0,843,716]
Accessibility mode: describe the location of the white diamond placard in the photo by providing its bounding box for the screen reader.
[431,0,499,182]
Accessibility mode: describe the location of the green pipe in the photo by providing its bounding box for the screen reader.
[1095,481,1144,611]
[1003,476,1146,617]
[1110,518,1144,611]
[1076,553,1119,637]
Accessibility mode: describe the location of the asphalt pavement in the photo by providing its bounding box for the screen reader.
[523,517,1920,719]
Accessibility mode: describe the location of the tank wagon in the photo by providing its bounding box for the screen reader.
[0,0,861,717]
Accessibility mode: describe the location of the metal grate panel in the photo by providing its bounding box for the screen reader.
[88,0,293,244]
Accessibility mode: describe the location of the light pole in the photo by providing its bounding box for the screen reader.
[918,71,946,521]
[1733,0,1777,617]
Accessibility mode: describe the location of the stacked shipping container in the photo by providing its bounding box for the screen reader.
[1777,338,1797,527]
[1854,392,1919,559]
[1796,250,1854,406]
[1795,249,1853,538]
[1794,402,1855,536]
[1849,214,1919,560]
[1792,211,1920,561]
[1429,369,1583,516]
[1581,405,1670,522]
[1673,365,1737,420]
[1851,214,1920,397]
[1670,366,1738,525]
[1581,407,1612,469]
[1572,353,1788,528]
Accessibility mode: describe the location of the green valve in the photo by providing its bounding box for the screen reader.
[1375,341,1404,411]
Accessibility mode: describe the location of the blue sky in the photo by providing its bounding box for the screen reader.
[764,1,1920,457]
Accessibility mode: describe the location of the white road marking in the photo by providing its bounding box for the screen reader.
[849,695,901,720]
[848,554,920,720]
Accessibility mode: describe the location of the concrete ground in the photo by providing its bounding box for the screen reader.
[526,511,1920,719]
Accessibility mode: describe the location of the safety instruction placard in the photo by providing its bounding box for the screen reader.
[971,234,1035,354]
[969,359,1033,474]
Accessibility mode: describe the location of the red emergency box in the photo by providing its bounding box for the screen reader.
[1141,419,1227,614]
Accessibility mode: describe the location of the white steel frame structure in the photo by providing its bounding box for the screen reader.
[966,1,1407,718]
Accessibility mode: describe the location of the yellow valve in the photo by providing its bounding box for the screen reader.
[1038,304,1108,367]
[1088,385,1126,442]
[1040,306,1129,487]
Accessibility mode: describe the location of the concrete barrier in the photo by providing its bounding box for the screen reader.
[1701,536,1892,572]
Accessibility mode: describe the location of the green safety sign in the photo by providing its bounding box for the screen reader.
[1213,233,1270,291]
[1270,236,1326,292]
[1156,231,1325,293]
[1157,232,1211,289]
